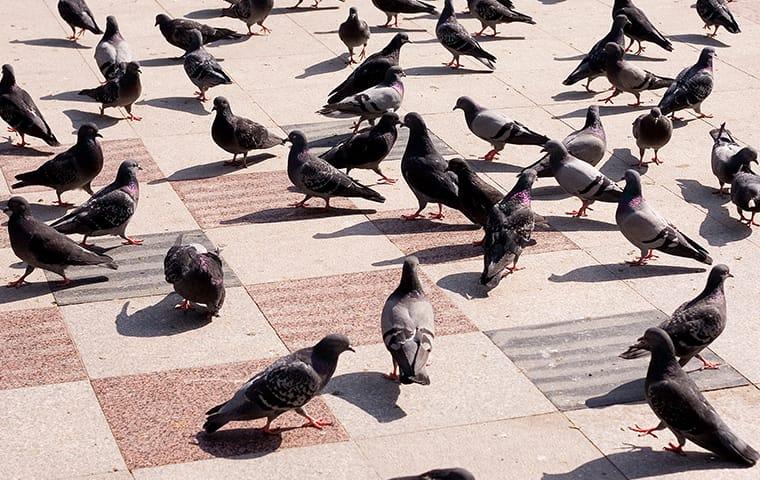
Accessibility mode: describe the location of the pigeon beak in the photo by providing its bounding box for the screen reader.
[282,138,290,145]
[727,273,734,278]
[347,346,355,353]
[95,133,103,138]
[398,122,407,128]
[211,106,216,111]
[137,165,143,171]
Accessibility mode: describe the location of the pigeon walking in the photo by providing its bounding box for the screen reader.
[628,327,758,465]
[57,0,102,41]
[4,196,117,288]
[710,123,758,194]
[154,14,244,56]
[381,256,435,385]
[0,64,60,147]
[164,241,225,319]
[602,43,673,106]
[221,0,274,36]
[612,0,673,54]
[183,30,233,102]
[697,0,740,37]
[95,16,133,81]
[444,158,503,227]
[658,48,716,120]
[339,7,370,64]
[468,0,535,37]
[211,96,284,168]
[203,334,354,434]
[78,61,142,121]
[372,0,436,28]
[632,107,672,167]
[616,170,712,265]
[437,0,497,70]
[12,123,103,206]
[564,15,629,92]
[389,468,475,480]
[731,169,760,227]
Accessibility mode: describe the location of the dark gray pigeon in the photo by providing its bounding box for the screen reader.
[658,48,716,120]
[389,468,475,480]
[4,196,117,288]
[381,256,435,385]
[602,42,673,106]
[155,14,244,56]
[319,111,399,184]
[222,0,274,35]
[95,16,133,80]
[285,130,386,209]
[400,112,461,220]
[203,334,354,434]
[444,158,503,227]
[12,123,103,206]
[164,241,225,319]
[453,96,548,161]
[437,0,496,70]
[710,123,758,195]
[564,15,629,92]
[78,61,142,121]
[697,0,740,37]
[632,107,672,167]
[731,168,760,227]
[372,0,436,28]
[467,0,535,37]
[621,264,731,369]
[616,170,712,265]
[51,160,143,246]
[182,30,232,102]
[57,0,102,41]
[211,96,284,168]
[339,7,370,64]
[0,64,60,147]
[612,0,673,54]
[629,327,758,465]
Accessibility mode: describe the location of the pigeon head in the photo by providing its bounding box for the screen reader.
[347,6,358,17]
[377,112,400,128]
[734,147,758,169]
[0,64,16,89]
[452,96,479,115]
[542,140,569,168]
[706,264,733,290]
[285,130,308,149]
[398,255,424,293]
[383,33,411,55]
[513,168,538,193]
[401,112,426,132]
[313,334,355,359]
[124,62,141,75]
[444,158,471,175]
[649,107,662,119]
[441,0,455,19]
[77,123,102,141]
[612,14,630,30]
[116,160,142,185]
[104,16,120,38]
[3,196,30,217]
[187,29,204,51]
[603,42,624,60]
[699,47,717,68]
[583,105,602,129]
[643,327,676,357]
[154,13,171,27]
[211,96,231,114]
[622,169,643,199]
[384,66,405,83]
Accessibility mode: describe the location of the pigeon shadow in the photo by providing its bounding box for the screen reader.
[675,178,751,246]
[542,215,619,232]
[585,378,646,408]
[195,428,284,459]
[313,220,385,239]
[219,206,377,225]
[530,184,569,199]
[537,0,566,4]
[326,372,405,423]
[549,264,707,283]
[115,296,213,338]
[0,281,54,303]
[184,8,224,20]
[9,38,91,49]
[210,35,251,47]
[137,97,210,116]
[370,216,480,236]
[295,56,348,79]
[154,155,278,183]
[271,6,340,14]
[472,35,526,43]
[0,143,54,157]
[625,53,668,62]
[62,109,121,130]
[403,66,494,76]
[669,34,730,48]
[435,271,490,299]
[551,90,599,102]
[41,90,91,102]
[611,147,641,169]
[25,201,75,223]
[466,159,524,174]
[553,54,587,62]
[138,57,181,68]
[369,26,427,33]
[48,274,110,291]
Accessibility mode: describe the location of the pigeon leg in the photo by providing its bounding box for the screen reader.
[584,77,596,93]
[628,93,642,107]
[402,207,425,220]
[566,200,591,217]
[383,360,399,381]
[121,235,144,245]
[480,149,499,161]
[174,299,193,312]
[261,417,279,435]
[241,152,249,168]
[13,132,29,147]
[634,41,646,55]
[394,15,399,28]
[428,204,445,220]
[224,154,239,166]
[629,422,665,438]
[359,46,367,60]
[444,57,461,69]
[194,90,208,102]
[624,37,635,53]
[637,148,647,167]
[473,26,488,37]
[626,253,651,266]
[351,119,366,133]
[712,184,726,195]
[694,105,713,119]
[664,441,686,456]
[288,0,304,8]
[290,195,312,208]
[600,89,621,104]
[707,26,719,38]
[54,192,74,208]
[321,198,332,211]
[373,168,397,184]
[79,235,96,248]
[259,23,272,34]
[6,265,34,288]
[490,26,499,37]
[125,105,142,122]
[295,407,332,430]
[55,276,72,287]
[380,14,393,28]
[347,49,356,65]
[695,353,721,370]
[505,261,525,274]
[651,149,662,165]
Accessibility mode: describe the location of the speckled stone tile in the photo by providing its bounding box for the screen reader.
[92,359,348,470]
[0,307,86,390]
[246,268,476,351]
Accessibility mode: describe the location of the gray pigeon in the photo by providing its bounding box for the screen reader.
[164,241,225,319]
[621,264,731,369]
[444,158,503,227]
[51,160,143,246]
[381,256,435,385]
[319,111,399,184]
[0,64,60,147]
[389,468,475,480]
[616,170,712,265]
[339,7,370,64]
[602,42,673,106]
[563,15,629,92]
[400,112,461,220]
[481,169,536,288]
[731,168,760,227]
[613,0,673,54]
[183,30,232,102]
[710,123,758,195]
[437,0,497,70]
[203,334,354,434]
[453,96,548,161]
[632,107,672,167]
[372,0,436,28]
[697,0,740,37]
[658,48,716,120]
[545,139,622,217]
[467,0,535,37]
[4,196,117,288]
[211,96,284,168]
[12,123,103,206]
[95,16,133,80]
[57,0,102,41]
[154,14,244,56]
[523,105,606,178]
[78,61,142,121]
[221,0,274,35]
[284,130,386,209]
[629,327,758,465]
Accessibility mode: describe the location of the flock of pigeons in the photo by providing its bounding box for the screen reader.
[1,0,759,477]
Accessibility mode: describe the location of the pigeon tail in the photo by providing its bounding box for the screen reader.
[202,413,229,434]
[619,342,649,360]
[353,182,386,203]
[563,59,593,86]
[648,73,673,90]
[393,340,431,386]
[702,426,759,466]
[78,87,99,99]
[660,230,712,265]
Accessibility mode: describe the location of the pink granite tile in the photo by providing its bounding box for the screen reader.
[92,359,348,469]
[246,268,477,351]
[0,307,86,389]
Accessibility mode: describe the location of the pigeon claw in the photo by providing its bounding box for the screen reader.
[122,237,144,245]
[383,372,399,381]
[664,443,686,456]
[6,277,28,288]
[174,299,193,312]
[480,150,499,162]
[629,424,659,438]
[301,417,332,430]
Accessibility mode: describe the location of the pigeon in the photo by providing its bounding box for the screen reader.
[628,327,758,465]
[154,14,244,56]
[658,48,716,120]
[319,111,399,184]
[327,33,410,104]
[481,169,536,288]
[211,96,284,168]
[632,107,672,167]
[523,105,606,178]
[4,196,117,288]
[95,16,133,81]
[400,112,461,220]
[545,139,622,218]
[339,7,370,64]
[453,96,548,161]
[203,334,354,434]
[12,123,103,206]
[612,0,673,54]
[372,0,437,28]
[697,0,740,37]
[0,64,60,147]
[78,61,142,121]
[467,0,535,38]
[51,160,143,246]
[621,264,731,370]
[563,15,629,92]
[616,169,712,265]
[381,256,435,385]
[318,66,404,132]
[57,0,102,41]
[437,0,497,70]
[602,42,673,106]
[164,241,225,319]
[731,168,760,227]
[221,0,274,36]
[284,130,386,209]
[182,30,233,102]
[710,123,758,194]
[444,158,503,227]
[389,468,475,480]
